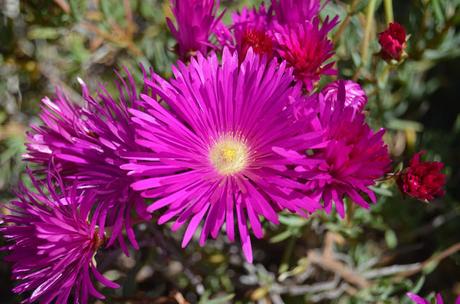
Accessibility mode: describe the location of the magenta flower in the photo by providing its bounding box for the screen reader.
[271,0,321,25]
[322,80,368,112]
[275,16,339,90]
[167,0,222,60]
[124,49,324,262]
[284,82,391,217]
[24,71,149,253]
[224,4,275,62]
[1,172,119,303]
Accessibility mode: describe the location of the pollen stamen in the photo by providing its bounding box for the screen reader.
[210,137,248,175]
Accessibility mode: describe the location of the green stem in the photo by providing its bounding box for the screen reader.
[333,0,361,43]
[361,0,377,66]
[378,62,392,85]
[279,234,297,273]
[384,0,394,24]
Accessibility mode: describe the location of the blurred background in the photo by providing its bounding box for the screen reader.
[0,0,459,303]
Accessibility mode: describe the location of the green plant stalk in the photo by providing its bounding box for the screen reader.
[384,0,394,24]
[278,233,297,274]
[361,0,377,66]
[333,0,361,43]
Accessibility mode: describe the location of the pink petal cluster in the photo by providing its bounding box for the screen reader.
[167,0,222,60]
[274,16,338,90]
[1,172,118,303]
[227,5,275,62]
[281,81,391,217]
[24,71,150,253]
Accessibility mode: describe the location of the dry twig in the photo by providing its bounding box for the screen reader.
[397,242,460,278]
[307,232,371,289]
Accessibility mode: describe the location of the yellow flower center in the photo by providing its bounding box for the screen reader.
[210,137,248,175]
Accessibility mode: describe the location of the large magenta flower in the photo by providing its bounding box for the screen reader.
[1,172,119,303]
[124,49,324,262]
[24,71,149,253]
[275,16,339,90]
[167,0,222,60]
[283,82,391,217]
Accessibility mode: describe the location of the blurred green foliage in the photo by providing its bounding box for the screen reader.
[1,0,460,303]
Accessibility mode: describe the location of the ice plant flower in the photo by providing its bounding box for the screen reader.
[227,5,275,62]
[271,0,321,25]
[167,0,222,60]
[284,82,391,217]
[0,172,119,303]
[24,71,150,253]
[124,48,325,262]
[397,151,446,201]
[407,292,460,304]
[378,22,407,61]
[322,80,368,112]
[275,16,339,90]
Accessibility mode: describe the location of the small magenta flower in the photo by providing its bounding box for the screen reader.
[167,0,222,60]
[124,49,324,262]
[214,0,338,91]
[271,0,321,24]
[378,22,407,61]
[24,71,150,253]
[312,83,391,216]
[322,80,368,112]
[231,5,275,61]
[275,17,339,90]
[284,82,391,217]
[1,172,119,303]
[397,151,446,201]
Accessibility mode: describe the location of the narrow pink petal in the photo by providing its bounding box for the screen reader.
[246,201,263,239]
[406,292,429,304]
[182,203,210,248]
[91,265,120,288]
[236,203,253,263]
[435,293,444,304]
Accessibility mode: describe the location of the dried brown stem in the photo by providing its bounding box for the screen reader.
[308,250,371,288]
[397,242,460,278]
[307,232,370,289]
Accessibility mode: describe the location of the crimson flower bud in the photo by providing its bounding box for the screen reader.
[378,22,407,62]
[398,151,446,201]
